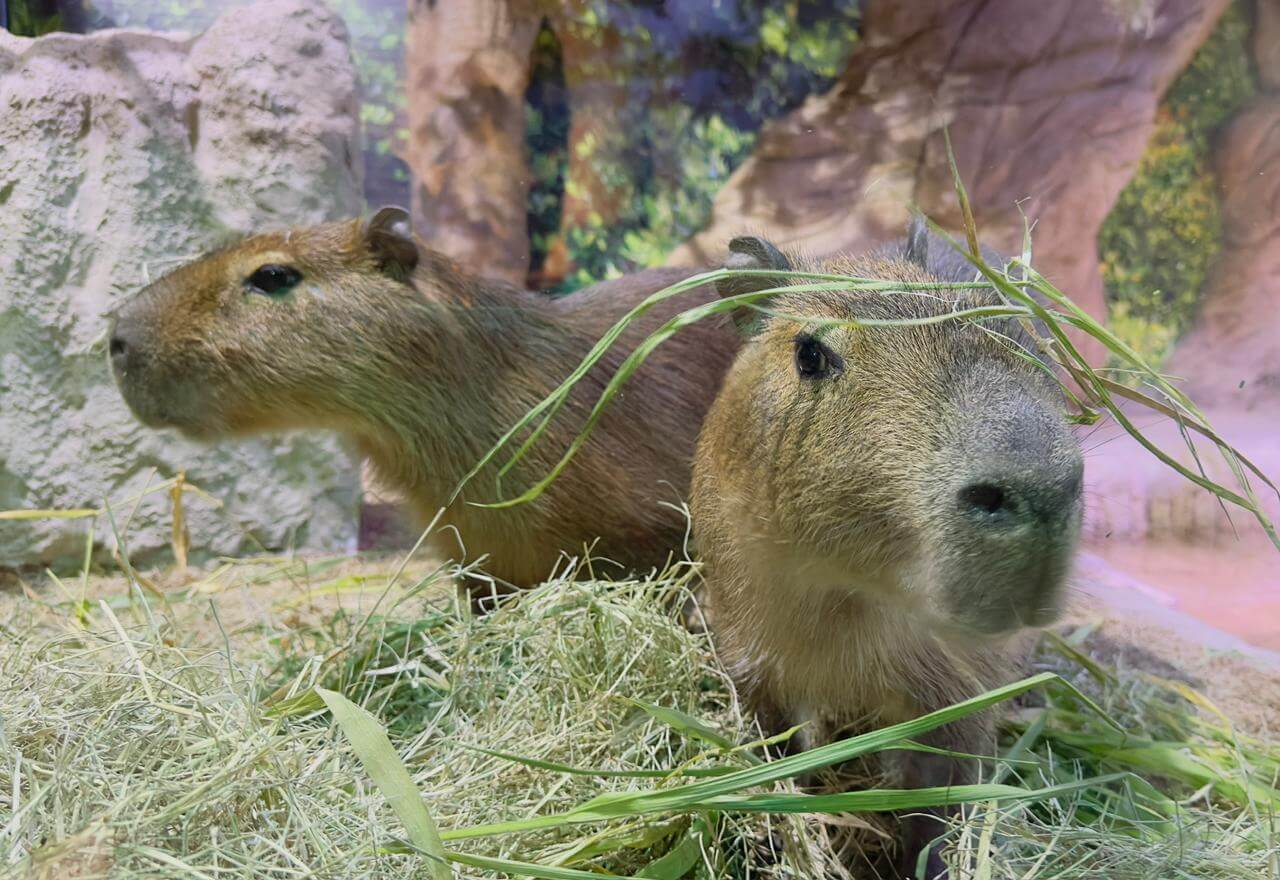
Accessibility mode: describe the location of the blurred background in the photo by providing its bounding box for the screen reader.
[2,0,1276,650]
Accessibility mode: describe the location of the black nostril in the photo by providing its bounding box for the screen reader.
[109,335,127,358]
[959,483,1008,516]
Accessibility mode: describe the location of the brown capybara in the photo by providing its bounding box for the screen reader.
[692,225,1083,878]
[110,207,739,588]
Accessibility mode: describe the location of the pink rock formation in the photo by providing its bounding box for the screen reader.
[668,0,1232,363]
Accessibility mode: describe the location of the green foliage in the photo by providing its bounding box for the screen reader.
[554,109,759,290]
[1098,1,1256,368]
[525,23,570,284]
[7,0,72,35]
[526,1,861,292]
[327,0,409,205]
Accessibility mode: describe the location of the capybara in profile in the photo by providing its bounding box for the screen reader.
[691,225,1083,878]
[110,207,739,588]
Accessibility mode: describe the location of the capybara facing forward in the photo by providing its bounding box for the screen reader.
[110,208,739,587]
[692,229,1084,878]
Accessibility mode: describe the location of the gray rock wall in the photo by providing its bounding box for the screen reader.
[0,0,364,569]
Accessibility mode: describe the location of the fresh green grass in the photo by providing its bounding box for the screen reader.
[459,138,1279,554]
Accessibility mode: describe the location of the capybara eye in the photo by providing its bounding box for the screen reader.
[246,264,302,297]
[794,334,841,379]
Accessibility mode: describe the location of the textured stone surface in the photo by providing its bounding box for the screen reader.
[0,0,363,569]
[667,0,1230,364]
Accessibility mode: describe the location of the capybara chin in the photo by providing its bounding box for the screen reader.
[110,207,740,588]
[692,225,1083,878]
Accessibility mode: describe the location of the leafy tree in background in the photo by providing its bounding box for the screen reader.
[6,0,112,34]
[526,0,861,291]
[525,21,570,287]
[326,0,408,208]
[1098,0,1255,368]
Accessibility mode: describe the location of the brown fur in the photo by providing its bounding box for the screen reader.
[692,237,1083,878]
[110,210,739,587]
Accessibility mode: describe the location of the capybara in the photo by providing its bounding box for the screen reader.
[692,225,1083,878]
[110,207,739,588]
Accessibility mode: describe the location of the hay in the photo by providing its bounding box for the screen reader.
[0,556,841,878]
[2,547,1277,879]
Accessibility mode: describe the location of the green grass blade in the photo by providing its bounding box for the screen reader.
[443,673,1069,841]
[443,850,632,879]
[1036,724,1280,809]
[636,815,710,879]
[697,774,1130,813]
[628,697,762,764]
[317,687,453,880]
[460,743,733,779]
[449,270,726,505]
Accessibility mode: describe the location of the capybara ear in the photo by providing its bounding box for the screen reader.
[364,206,419,278]
[904,215,929,270]
[717,235,792,337]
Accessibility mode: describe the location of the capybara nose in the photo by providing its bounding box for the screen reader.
[109,318,142,373]
[957,465,1082,528]
[957,482,1013,518]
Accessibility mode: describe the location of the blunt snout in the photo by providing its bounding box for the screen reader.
[931,389,1083,634]
[949,387,1083,534]
[108,303,191,432]
[109,313,143,376]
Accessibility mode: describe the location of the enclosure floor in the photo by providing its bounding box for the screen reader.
[1081,405,1280,653]
[1083,543,1280,652]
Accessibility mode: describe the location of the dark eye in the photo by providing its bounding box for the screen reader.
[794,334,842,379]
[246,264,301,297]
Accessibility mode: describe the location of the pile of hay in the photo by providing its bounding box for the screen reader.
[0,558,840,878]
[1,550,1277,879]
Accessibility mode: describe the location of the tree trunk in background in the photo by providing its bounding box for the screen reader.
[404,0,540,285]
[538,11,642,282]
[668,0,1230,364]
[1168,0,1280,409]
[404,0,643,286]
[558,19,635,229]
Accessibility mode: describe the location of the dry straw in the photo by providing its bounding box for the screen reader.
[2,552,1277,878]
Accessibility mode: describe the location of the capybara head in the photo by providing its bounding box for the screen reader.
[109,208,427,439]
[699,228,1083,636]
